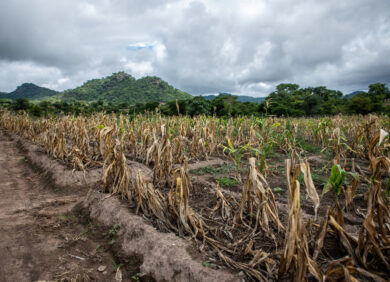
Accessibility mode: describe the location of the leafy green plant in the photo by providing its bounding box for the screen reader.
[322,164,358,202]
[219,138,251,181]
[190,165,216,175]
[112,259,123,271]
[202,259,217,269]
[132,272,142,281]
[109,224,119,236]
[58,214,68,220]
[273,187,283,193]
[217,177,239,187]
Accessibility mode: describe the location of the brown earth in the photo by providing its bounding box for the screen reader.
[0,132,134,282]
[0,131,240,282]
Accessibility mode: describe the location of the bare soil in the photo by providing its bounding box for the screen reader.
[0,133,137,282]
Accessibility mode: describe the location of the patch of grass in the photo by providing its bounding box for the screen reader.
[58,214,68,220]
[112,259,123,271]
[311,171,325,183]
[202,259,217,269]
[273,187,283,193]
[297,137,322,154]
[109,238,116,245]
[18,157,26,163]
[190,165,216,175]
[109,224,120,236]
[190,163,242,177]
[131,272,142,281]
[217,177,239,187]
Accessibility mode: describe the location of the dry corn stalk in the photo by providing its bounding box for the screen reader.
[240,158,283,232]
[166,177,206,238]
[279,159,322,281]
[102,139,132,199]
[213,181,234,222]
[300,159,320,218]
[325,257,385,282]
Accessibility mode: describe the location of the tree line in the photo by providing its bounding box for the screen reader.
[1,83,389,117]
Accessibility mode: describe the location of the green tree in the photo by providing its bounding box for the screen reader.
[348,94,374,114]
[368,83,389,112]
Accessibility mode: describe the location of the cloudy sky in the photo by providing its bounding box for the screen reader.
[0,0,389,96]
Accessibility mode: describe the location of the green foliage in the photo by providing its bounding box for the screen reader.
[112,259,123,271]
[62,72,191,104]
[109,224,120,236]
[323,164,358,200]
[385,178,390,197]
[220,138,251,180]
[348,94,374,114]
[267,84,345,116]
[0,83,58,101]
[3,79,388,118]
[217,177,239,187]
[273,187,283,193]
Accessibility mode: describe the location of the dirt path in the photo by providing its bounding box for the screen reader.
[0,132,126,282]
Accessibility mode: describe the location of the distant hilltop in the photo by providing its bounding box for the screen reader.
[0,72,191,105]
[199,93,265,103]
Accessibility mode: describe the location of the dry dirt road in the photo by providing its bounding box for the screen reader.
[0,132,129,282]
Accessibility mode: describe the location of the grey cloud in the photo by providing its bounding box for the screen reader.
[0,0,389,96]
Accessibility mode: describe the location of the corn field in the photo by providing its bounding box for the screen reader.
[1,108,390,281]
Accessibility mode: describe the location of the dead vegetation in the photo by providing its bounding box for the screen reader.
[1,109,390,281]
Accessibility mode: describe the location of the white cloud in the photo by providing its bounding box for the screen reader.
[124,60,153,78]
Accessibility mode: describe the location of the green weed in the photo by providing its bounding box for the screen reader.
[217,177,239,187]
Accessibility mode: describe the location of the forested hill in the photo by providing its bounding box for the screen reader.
[201,93,265,103]
[0,83,58,100]
[59,72,191,104]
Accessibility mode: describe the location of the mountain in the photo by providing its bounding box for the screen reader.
[345,91,365,99]
[0,83,58,100]
[199,93,265,103]
[60,72,192,104]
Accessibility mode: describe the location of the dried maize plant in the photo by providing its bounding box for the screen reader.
[213,181,235,223]
[136,127,152,160]
[310,118,330,146]
[356,129,390,272]
[240,158,283,233]
[97,125,118,162]
[278,159,322,281]
[329,127,349,165]
[146,125,173,186]
[324,257,386,282]
[189,126,208,160]
[171,136,185,164]
[134,170,172,229]
[102,138,132,199]
[300,159,320,218]
[166,177,207,238]
[344,167,360,211]
[122,127,137,157]
[204,122,218,156]
[171,158,192,190]
[44,128,68,161]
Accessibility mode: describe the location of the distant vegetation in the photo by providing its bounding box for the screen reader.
[59,72,191,104]
[0,83,58,100]
[0,71,389,118]
[200,93,265,103]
